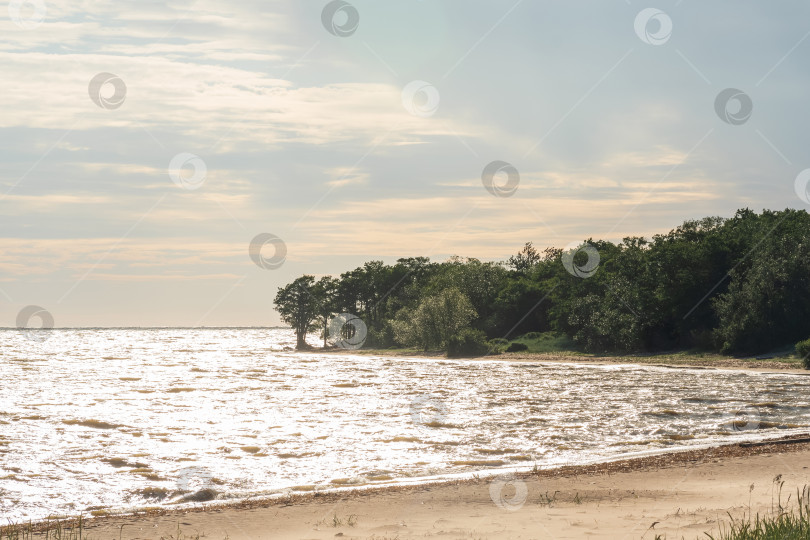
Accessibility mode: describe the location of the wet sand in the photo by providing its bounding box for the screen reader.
[73,435,810,540]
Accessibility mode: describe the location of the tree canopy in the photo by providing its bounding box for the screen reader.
[273,209,810,356]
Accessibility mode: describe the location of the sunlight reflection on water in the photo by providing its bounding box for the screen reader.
[1,328,809,520]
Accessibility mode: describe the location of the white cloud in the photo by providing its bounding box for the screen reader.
[325,167,369,188]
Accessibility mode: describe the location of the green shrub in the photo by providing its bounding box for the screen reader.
[505,342,529,352]
[521,332,543,340]
[366,324,398,349]
[447,328,490,358]
[796,338,810,369]
[510,332,576,353]
[487,338,508,354]
[392,288,477,350]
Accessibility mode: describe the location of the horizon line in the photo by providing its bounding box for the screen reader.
[2,326,292,330]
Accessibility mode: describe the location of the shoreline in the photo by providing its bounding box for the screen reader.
[17,433,810,539]
[319,347,809,374]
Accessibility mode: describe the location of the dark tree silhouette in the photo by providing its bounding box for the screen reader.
[274,276,319,350]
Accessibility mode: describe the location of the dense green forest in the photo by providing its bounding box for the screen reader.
[273,208,810,357]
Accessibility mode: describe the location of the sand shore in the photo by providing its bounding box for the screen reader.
[68,435,810,540]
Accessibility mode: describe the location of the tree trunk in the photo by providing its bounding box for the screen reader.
[296,330,307,350]
[322,316,328,348]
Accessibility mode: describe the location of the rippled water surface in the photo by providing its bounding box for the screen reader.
[2,328,810,520]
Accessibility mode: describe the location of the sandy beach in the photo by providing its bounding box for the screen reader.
[70,436,810,540]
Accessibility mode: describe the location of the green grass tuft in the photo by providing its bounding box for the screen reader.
[704,485,810,540]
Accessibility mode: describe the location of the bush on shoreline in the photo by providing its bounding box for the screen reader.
[447,328,489,358]
[796,338,810,369]
[487,337,509,354]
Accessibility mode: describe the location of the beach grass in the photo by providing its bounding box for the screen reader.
[664,483,810,540]
[704,512,810,539]
[1,516,87,540]
[705,485,810,540]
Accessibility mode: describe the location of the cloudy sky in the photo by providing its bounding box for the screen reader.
[1,0,809,327]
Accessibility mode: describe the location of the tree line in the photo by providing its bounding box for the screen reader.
[274,208,810,356]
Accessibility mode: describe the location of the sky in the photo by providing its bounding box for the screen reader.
[1,0,809,327]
